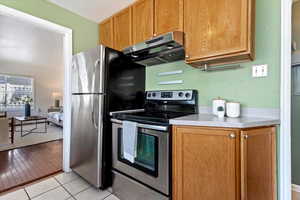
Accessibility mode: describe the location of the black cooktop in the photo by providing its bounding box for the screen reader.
[113,111,188,126]
[112,90,198,126]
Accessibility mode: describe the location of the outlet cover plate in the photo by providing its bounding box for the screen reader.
[252,64,268,77]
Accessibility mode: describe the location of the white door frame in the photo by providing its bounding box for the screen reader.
[281,0,293,199]
[0,5,73,172]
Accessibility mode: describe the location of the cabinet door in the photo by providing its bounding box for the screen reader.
[99,17,114,48]
[113,7,132,51]
[132,0,154,44]
[173,126,239,200]
[241,127,276,200]
[154,0,183,36]
[184,0,252,63]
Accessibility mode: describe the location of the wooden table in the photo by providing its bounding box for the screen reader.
[14,116,48,137]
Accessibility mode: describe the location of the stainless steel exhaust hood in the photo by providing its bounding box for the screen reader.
[123,32,185,66]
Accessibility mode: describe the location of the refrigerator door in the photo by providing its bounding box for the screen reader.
[72,46,105,94]
[71,93,104,187]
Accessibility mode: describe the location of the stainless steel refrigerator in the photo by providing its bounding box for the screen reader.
[71,45,145,189]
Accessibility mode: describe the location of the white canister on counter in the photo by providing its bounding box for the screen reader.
[226,102,241,118]
[217,106,225,118]
[212,98,226,116]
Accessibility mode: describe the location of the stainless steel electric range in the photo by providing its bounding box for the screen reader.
[111,90,198,200]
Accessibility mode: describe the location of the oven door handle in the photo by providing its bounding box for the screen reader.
[111,118,168,131]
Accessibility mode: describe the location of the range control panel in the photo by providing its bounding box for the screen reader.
[146,90,194,101]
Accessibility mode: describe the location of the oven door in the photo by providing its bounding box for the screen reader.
[112,120,170,195]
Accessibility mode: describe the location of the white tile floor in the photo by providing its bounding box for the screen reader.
[0,172,120,200]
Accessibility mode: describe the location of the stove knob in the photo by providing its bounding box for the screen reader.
[147,93,151,97]
[152,93,156,97]
[185,93,191,98]
[178,92,184,97]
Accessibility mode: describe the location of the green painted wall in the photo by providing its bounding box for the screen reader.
[146,0,281,109]
[292,94,300,185]
[0,0,99,54]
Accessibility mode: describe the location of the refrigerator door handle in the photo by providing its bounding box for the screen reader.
[94,59,100,68]
[91,60,99,93]
[91,111,97,129]
[91,96,99,129]
[94,58,104,94]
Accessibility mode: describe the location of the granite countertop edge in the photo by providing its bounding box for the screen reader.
[169,114,280,129]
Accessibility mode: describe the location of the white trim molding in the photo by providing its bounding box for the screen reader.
[281,0,293,199]
[0,5,73,172]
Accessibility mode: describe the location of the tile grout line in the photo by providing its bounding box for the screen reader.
[102,193,113,200]
[21,173,112,200]
[24,188,31,200]
[54,176,76,200]
[54,174,80,186]
[69,185,93,199]
[103,194,114,200]
[26,180,61,200]
[59,182,76,199]
[54,175,92,200]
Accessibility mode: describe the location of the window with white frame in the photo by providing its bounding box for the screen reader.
[0,74,34,111]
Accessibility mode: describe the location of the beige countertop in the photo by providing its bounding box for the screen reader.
[170,113,280,128]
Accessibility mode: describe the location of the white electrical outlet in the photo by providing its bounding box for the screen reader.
[252,65,259,77]
[252,64,268,77]
[261,65,268,77]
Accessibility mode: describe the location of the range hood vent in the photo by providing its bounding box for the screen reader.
[123,32,185,66]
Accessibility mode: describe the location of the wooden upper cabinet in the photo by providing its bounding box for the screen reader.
[184,0,255,66]
[113,7,132,51]
[132,0,154,44]
[154,0,183,36]
[241,127,276,200]
[99,17,114,48]
[173,126,238,200]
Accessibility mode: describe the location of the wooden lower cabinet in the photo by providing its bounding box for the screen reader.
[172,126,276,200]
[241,128,277,200]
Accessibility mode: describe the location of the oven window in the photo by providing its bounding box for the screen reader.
[118,128,158,177]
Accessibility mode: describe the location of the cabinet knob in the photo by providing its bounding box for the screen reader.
[153,33,157,37]
[229,133,236,139]
[185,55,190,59]
[244,135,249,139]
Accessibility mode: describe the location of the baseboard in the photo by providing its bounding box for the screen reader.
[292,184,300,193]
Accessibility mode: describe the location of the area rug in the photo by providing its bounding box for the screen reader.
[0,124,63,151]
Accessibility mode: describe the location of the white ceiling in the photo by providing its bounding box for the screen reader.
[0,14,64,69]
[48,0,136,23]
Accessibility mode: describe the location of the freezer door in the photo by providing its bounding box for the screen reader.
[72,46,105,94]
[71,94,104,187]
[105,48,145,112]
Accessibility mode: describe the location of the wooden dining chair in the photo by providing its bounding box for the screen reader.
[0,112,13,145]
[0,121,9,146]
[0,111,7,118]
